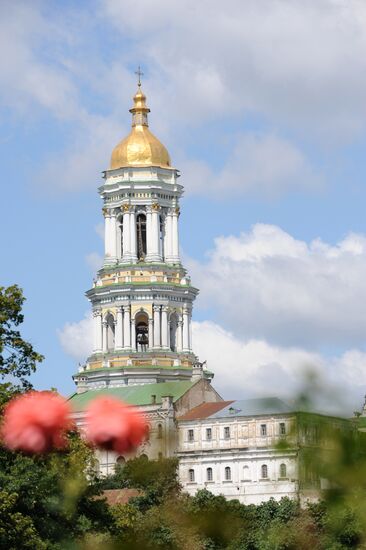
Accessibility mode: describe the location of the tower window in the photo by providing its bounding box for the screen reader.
[157,423,163,439]
[135,312,149,351]
[136,213,147,260]
[169,312,178,352]
[225,466,231,481]
[105,313,115,351]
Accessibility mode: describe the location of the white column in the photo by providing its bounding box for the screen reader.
[189,312,192,351]
[164,209,174,263]
[171,207,180,263]
[153,305,161,348]
[110,211,117,261]
[148,317,153,349]
[150,205,161,262]
[104,210,111,260]
[182,307,190,351]
[130,209,137,263]
[131,318,136,351]
[177,318,183,352]
[123,305,131,348]
[161,306,169,349]
[102,320,108,353]
[115,307,123,350]
[93,310,103,353]
[122,209,131,263]
[146,207,153,261]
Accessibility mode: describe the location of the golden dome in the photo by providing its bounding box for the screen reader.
[110,85,171,170]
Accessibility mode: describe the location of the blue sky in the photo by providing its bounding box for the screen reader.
[2,0,366,412]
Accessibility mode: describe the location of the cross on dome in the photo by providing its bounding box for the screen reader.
[135,65,144,87]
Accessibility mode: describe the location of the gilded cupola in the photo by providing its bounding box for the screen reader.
[110,83,171,170]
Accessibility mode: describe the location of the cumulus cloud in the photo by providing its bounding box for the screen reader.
[57,312,366,414]
[57,312,93,360]
[181,133,322,196]
[192,320,366,415]
[188,224,366,348]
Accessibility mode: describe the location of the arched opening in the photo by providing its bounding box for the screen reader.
[118,216,123,258]
[140,453,148,461]
[159,214,165,259]
[280,463,287,478]
[188,469,195,482]
[207,467,213,481]
[115,456,125,472]
[136,213,147,261]
[106,313,115,351]
[157,423,163,439]
[225,466,231,481]
[261,464,268,479]
[135,311,149,351]
[169,312,178,352]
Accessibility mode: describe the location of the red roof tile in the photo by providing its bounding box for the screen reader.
[102,488,141,506]
[177,401,234,421]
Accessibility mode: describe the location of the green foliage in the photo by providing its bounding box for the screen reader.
[0,285,44,400]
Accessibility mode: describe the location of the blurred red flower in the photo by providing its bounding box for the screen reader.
[1,391,72,453]
[85,396,149,453]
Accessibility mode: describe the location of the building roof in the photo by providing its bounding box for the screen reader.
[178,401,234,421]
[69,380,195,412]
[211,397,294,418]
[102,489,142,506]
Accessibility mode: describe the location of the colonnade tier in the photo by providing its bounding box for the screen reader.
[104,205,180,265]
[92,305,191,354]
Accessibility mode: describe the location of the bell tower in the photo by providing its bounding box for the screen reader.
[73,80,209,391]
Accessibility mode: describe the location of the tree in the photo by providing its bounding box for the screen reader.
[0,285,43,403]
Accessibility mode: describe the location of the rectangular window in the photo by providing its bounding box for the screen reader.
[206,428,212,440]
[279,422,286,435]
[188,429,194,442]
[224,426,230,439]
[260,424,267,436]
[189,469,195,482]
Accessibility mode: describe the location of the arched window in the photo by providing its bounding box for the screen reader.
[135,311,149,351]
[280,463,287,478]
[188,469,195,482]
[207,467,213,481]
[115,456,125,472]
[157,423,163,439]
[106,313,115,351]
[140,453,148,461]
[261,464,268,479]
[225,466,231,481]
[136,213,147,260]
[243,465,251,481]
[169,312,178,352]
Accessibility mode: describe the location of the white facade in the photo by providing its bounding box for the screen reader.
[177,412,299,505]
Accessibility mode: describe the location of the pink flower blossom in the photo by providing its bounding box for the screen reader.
[1,391,72,453]
[85,396,149,453]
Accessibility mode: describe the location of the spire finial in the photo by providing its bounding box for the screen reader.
[135,65,144,87]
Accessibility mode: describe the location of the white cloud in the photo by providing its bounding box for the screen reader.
[181,133,322,196]
[102,0,366,139]
[57,312,93,361]
[188,224,366,348]
[85,252,103,272]
[57,311,366,414]
[192,320,366,415]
